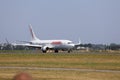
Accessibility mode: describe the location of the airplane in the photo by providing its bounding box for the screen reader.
[13,24,80,53]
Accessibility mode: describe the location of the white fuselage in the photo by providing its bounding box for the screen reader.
[30,39,75,50]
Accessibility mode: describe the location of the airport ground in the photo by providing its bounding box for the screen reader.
[0,50,120,80]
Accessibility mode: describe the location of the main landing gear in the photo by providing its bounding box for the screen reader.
[68,49,72,53]
[54,49,58,53]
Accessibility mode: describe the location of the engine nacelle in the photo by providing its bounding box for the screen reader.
[41,46,49,53]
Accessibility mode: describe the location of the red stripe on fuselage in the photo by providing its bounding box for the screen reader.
[51,41,62,45]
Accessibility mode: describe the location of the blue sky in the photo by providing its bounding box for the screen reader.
[0,0,120,44]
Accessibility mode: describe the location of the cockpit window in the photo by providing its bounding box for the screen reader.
[68,42,72,44]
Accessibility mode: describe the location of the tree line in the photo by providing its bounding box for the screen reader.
[0,43,120,50]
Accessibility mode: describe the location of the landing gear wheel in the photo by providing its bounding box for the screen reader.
[42,50,46,53]
[68,49,72,53]
[54,50,58,53]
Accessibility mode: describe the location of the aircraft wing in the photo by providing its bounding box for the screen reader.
[16,40,33,44]
[12,43,42,48]
[12,43,54,49]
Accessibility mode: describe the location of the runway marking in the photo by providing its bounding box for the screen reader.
[0,66,120,73]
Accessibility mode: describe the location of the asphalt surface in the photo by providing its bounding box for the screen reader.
[0,66,120,73]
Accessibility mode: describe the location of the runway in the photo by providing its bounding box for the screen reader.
[0,66,120,73]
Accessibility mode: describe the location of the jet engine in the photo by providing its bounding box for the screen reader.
[41,46,49,53]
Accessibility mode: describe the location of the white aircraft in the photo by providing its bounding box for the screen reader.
[14,24,78,53]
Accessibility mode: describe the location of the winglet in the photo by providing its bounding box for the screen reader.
[78,38,81,44]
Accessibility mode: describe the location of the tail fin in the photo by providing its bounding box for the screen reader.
[29,24,39,41]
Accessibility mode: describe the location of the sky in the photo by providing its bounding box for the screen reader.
[0,0,120,44]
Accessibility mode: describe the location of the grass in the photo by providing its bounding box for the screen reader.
[0,69,120,80]
[0,50,120,80]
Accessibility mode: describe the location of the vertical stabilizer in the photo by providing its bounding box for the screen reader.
[29,24,39,41]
